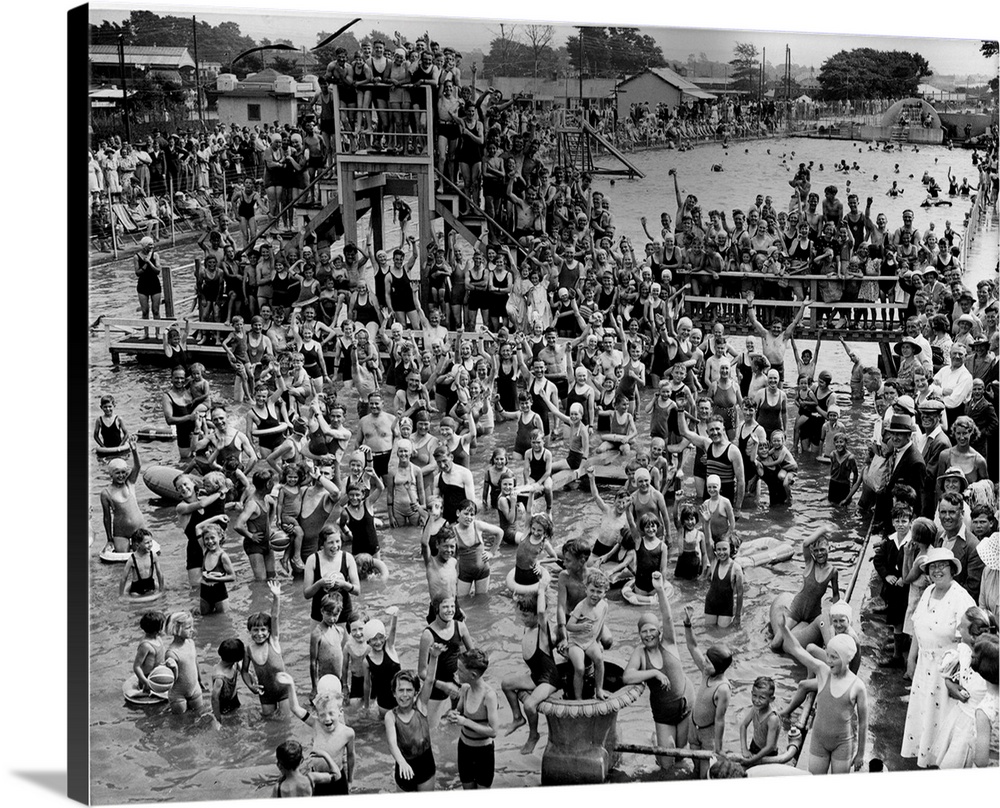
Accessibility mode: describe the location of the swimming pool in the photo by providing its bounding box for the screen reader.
[86,137,988,801]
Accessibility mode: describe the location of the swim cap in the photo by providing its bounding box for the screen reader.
[363,619,387,640]
[107,458,128,471]
[829,602,853,621]
[677,317,693,330]
[705,645,733,675]
[706,474,722,488]
[140,236,154,248]
[395,439,413,453]
[634,468,651,482]
[637,612,660,632]
[826,634,857,666]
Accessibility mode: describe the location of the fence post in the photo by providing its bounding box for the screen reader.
[169,176,176,247]
[108,181,119,260]
[162,265,175,319]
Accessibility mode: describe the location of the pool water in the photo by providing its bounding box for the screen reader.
[87,137,989,802]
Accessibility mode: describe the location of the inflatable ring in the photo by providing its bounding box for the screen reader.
[142,466,201,502]
[738,537,796,569]
[99,540,162,563]
[506,567,542,596]
[136,426,176,442]
[124,590,164,604]
[621,579,674,606]
[123,674,169,706]
[96,444,130,457]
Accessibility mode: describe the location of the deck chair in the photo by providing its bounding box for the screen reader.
[112,203,139,234]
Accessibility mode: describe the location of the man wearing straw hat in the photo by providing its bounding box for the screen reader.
[917,399,951,518]
[875,412,925,535]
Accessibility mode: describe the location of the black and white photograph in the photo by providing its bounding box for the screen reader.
[61,0,999,803]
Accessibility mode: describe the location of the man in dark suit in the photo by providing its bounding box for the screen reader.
[875,413,926,535]
[918,400,951,518]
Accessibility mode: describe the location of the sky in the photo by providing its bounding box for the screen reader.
[89,0,997,79]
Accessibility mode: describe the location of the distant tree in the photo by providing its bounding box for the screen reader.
[270,56,301,78]
[817,48,931,101]
[982,40,999,59]
[360,29,398,48]
[729,42,760,95]
[566,26,665,79]
[523,24,555,81]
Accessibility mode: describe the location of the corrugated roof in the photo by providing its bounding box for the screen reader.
[620,67,716,100]
[90,44,196,69]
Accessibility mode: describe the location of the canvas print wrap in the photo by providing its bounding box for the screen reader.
[82,4,999,802]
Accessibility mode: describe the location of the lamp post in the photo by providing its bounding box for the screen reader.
[117,34,132,142]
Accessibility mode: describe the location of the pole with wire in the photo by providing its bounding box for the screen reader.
[192,16,204,129]
[118,34,131,143]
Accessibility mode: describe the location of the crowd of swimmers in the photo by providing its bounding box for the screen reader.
[94,76,1000,792]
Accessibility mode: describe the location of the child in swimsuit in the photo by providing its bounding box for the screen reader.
[454,500,503,598]
[496,473,524,546]
[222,316,254,402]
[119,528,164,599]
[309,593,346,700]
[164,611,207,716]
[130,611,165,695]
[270,739,340,798]
[588,478,632,561]
[682,604,734,778]
[241,581,288,717]
[365,607,401,717]
[210,638,245,728]
[283,681,355,795]
[276,463,306,574]
[482,448,509,511]
[94,393,128,450]
[704,535,744,628]
[198,522,234,616]
[512,514,557,586]
[674,505,707,580]
[344,613,371,711]
[738,676,781,768]
[562,568,611,701]
[770,526,840,653]
[445,648,500,789]
[521,429,554,514]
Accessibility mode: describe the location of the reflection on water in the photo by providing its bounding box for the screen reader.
[88,137,985,802]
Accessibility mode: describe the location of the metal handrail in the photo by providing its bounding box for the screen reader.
[434,169,521,246]
[246,161,338,251]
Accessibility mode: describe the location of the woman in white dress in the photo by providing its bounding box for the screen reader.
[902,546,976,767]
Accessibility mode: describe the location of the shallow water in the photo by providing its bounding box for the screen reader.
[87,137,989,802]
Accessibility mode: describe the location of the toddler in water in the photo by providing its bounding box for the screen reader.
[355,552,390,580]
[817,405,847,463]
[119,528,164,599]
[164,611,207,716]
[241,580,288,716]
[130,611,165,694]
[496,473,524,546]
[683,604,733,778]
[738,676,780,767]
[562,568,611,700]
[210,638,245,727]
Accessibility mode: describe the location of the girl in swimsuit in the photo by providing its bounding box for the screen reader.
[704,535,744,628]
[453,500,503,598]
[198,522,235,616]
[276,463,306,573]
[387,439,426,527]
[501,567,561,755]
[419,595,474,728]
[241,581,288,717]
[779,619,867,774]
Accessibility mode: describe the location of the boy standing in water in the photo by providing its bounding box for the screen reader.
[562,568,611,700]
[682,604,733,778]
[131,611,165,694]
[310,593,346,700]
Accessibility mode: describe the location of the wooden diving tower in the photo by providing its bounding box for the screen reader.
[555,110,645,179]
